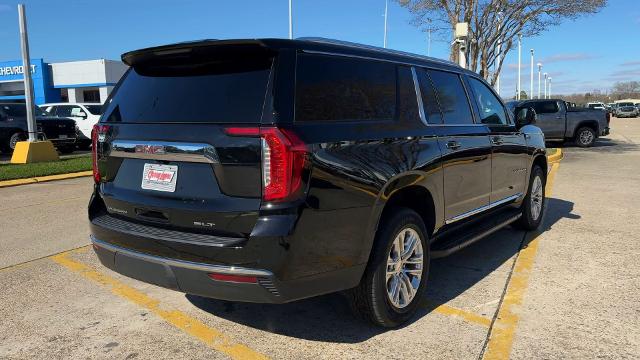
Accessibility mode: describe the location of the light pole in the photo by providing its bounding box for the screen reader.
[383,0,388,48]
[288,0,292,40]
[548,77,552,98]
[427,27,431,56]
[543,72,548,99]
[18,4,36,143]
[517,34,522,100]
[495,12,504,96]
[537,63,542,99]
[530,49,534,100]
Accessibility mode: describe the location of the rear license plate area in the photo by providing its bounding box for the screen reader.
[141,163,178,192]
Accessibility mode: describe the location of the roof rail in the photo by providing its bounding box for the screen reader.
[296,37,458,67]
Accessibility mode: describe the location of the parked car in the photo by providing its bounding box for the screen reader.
[89,38,547,327]
[0,103,77,153]
[507,99,609,147]
[40,103,102,149]
[615,102,638,118]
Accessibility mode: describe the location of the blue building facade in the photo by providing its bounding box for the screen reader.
[0,59,61,104]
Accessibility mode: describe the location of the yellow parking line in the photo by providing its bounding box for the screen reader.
[51,252,268,360]
[0,170,92,188]
[0,244,89,272]
[426,301,492,328]
[482,161,561,360]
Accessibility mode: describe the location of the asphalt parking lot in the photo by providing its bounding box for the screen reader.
[1,117,639,359]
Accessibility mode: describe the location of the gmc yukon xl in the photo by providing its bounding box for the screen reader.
[89,38,547,327]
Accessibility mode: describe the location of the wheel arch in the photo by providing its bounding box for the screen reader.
[574,120,599,136]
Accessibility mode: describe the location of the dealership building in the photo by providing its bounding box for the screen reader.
[0,58,128,105]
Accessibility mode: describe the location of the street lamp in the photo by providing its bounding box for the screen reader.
[530,49,534,100]
[288,0,292,39]
[548,77,552,98]
[383,0,388,48]
[537,63,542,99]
[517,34,522,100]
[543,72,548,99]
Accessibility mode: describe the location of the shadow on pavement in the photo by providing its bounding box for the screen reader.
[548,137,638,153]
[186,197,578,343]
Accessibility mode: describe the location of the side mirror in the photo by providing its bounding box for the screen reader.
[78,111,87,118]
[515,107,536,128]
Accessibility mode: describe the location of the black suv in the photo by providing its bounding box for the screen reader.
[89,38,546,327]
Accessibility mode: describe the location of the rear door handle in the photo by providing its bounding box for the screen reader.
[446,140,461,150]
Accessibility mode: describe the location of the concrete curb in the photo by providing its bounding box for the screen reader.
[0,171,92,189]
[547,148,563,163]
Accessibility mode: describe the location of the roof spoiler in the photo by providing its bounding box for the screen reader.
[121,39,272,66]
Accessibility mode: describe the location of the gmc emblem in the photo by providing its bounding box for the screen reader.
[135,144,166,155]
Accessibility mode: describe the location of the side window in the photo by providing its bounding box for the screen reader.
[397,66,420,123]
[55,106,73,117]
[416,68,443,124]
[428,70,474,125]
[70,106,84,117]
[295,54,396,122]
[534,101,559,114]
[468,77,509,125]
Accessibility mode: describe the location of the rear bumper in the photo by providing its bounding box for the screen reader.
[90,232,365,304]
[602,127,610,136]
[91,235,285,303]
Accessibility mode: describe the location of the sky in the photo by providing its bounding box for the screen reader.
[0,0,638,97]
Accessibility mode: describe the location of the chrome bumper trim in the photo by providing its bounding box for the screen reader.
[90,236,273,277]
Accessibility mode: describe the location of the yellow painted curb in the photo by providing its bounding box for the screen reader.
[0,170,92,188]
[546,148,563,163]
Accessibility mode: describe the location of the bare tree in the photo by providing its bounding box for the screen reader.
[398,0,607,86]
[612,81,640,99]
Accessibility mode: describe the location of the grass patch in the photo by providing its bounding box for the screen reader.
[0,156,91,181]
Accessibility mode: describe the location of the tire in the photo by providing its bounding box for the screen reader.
[6,132,26,152]
[348,208,430,327]
[514,165,545,231]
[575,126,596,147]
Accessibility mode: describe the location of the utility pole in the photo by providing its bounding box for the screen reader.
[495,12,504,96]
[544,73,548,99]
[383,0,388,48]
[427,27,431,56]
[548,77,552,98]
[454,22,468,69]
[288,0,292,39]
[517,34,522,100]
[18,4,36,142]
[537,63,542,99]
[530,49,534,100]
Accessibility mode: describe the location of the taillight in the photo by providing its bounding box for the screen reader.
[91,124,109,183]
[225,126,307,202]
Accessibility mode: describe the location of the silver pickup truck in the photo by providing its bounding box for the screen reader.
[508,99,610,147]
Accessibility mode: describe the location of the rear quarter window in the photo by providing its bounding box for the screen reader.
[295,54,398,122]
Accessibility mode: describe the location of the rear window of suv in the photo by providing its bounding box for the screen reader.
[102,57,272,123]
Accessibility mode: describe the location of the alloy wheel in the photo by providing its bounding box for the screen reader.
[579,129,594,146]
[386,227,424,309]
[530,175,544,221]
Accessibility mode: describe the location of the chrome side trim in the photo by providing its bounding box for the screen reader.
[91,236,273,277]
[411,67,428,126]
[445,193,523,225]
[109,140,219,164]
